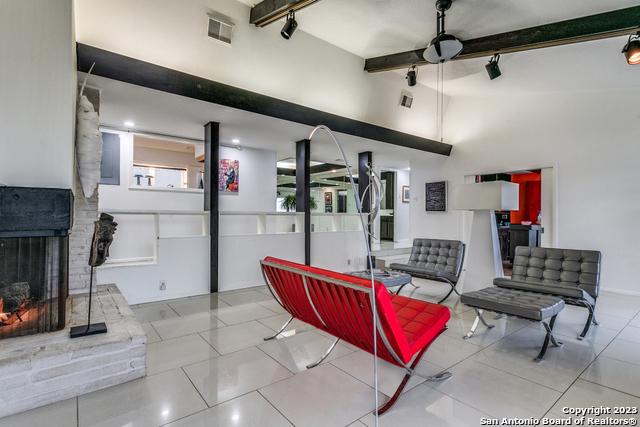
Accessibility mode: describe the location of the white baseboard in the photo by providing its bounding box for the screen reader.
[602,288,640,297]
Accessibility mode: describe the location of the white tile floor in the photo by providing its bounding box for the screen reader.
[2,283,640,427]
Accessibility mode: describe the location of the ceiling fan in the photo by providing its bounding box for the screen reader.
[423,0,464,64]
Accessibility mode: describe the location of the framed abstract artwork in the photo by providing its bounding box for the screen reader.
[425,181,447,212]
[219,159,239,193]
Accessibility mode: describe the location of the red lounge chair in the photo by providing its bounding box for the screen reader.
[260,256,452,415]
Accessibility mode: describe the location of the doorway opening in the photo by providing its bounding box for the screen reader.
[380,171,395,242]
[473,168,555,276]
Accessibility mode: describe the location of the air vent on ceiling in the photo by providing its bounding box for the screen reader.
[399,90,414,109]
[208,12,234,45]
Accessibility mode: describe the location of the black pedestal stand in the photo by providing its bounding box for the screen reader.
[70,266,107,338]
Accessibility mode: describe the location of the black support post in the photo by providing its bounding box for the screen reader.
[204,122,220,293]
[296,139,311,265]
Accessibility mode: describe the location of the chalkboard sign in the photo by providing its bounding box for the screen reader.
[425,181,447,212]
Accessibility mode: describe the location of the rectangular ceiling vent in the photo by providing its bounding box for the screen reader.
[399,90,414,109]
[208,12,234,45]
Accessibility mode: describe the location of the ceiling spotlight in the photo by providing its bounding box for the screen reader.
[622,33,640,65]
[232,138,240,144]
[281,10,298,40]
[485,54,502,80]
[406,66,417,87]
[124,120,135,128]
[423,0,463,64]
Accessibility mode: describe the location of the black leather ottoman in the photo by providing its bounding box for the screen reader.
[460,287,565,361]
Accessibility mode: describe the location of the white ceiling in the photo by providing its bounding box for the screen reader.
[84,73,430,170]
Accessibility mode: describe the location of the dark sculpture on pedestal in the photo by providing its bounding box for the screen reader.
[70,213,117,338]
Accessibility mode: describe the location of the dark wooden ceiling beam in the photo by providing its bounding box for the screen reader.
[250,0,322,27]
[77,44,452,156]
[365,6,640,72]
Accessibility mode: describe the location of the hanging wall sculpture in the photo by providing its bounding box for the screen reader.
[75,67,103,198]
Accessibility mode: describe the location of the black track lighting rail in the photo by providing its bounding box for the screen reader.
[250,0,322,27]
[365,6,640,72]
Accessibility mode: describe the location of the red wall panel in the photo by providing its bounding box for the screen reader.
[511,172,541,224]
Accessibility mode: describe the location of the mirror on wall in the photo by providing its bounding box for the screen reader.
[276,158,359,214]
[132,136,204,190]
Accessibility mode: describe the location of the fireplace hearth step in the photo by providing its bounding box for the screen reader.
[0,285,146,419]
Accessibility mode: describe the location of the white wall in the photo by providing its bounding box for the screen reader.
[97,135,280,302]
[99,134,277,212]
[218,228,367,292]
[0,0,76,188]
[98,236,209,304]
[74,0,446,141]
[411,88,640,295]
[219,146,276,212]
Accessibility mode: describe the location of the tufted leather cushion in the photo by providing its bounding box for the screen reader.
[390,238,465,284]
[495,246,601,300]
[389,294,451,354]
[493,278,595,305]
[461,287,565,321]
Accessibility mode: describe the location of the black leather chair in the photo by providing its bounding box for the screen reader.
[389,238,465,303]
[494,246,601,339]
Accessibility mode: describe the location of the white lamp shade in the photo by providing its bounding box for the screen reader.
[451,181,519,211]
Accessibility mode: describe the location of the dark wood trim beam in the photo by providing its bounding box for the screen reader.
[77,43,451,156]
[204,122,220,293]
[326,176,358,184]
[277,163,344,177]
[365,6,640,72]
[250,0,322,27]
[310,163,346,174]
[277,168,296,176]
[296,139,311,265]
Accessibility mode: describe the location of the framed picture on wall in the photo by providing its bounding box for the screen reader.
[425,181,447,212]
[324,192,333,205]
[325,205,333,213]
[401,186,410,203]
[219,159,239,193]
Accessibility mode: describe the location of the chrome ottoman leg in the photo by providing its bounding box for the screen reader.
[463,309,495,340]
[535,315,563,362]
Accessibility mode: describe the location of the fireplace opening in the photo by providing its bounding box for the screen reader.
[0,237,68,339]
[0,187,72,340]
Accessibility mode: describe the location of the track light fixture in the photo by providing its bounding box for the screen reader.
[622,32,640,65]
[485,54,502,80]
[423,0,463,64]
[281,10,298,40]
[406,66,417,87]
